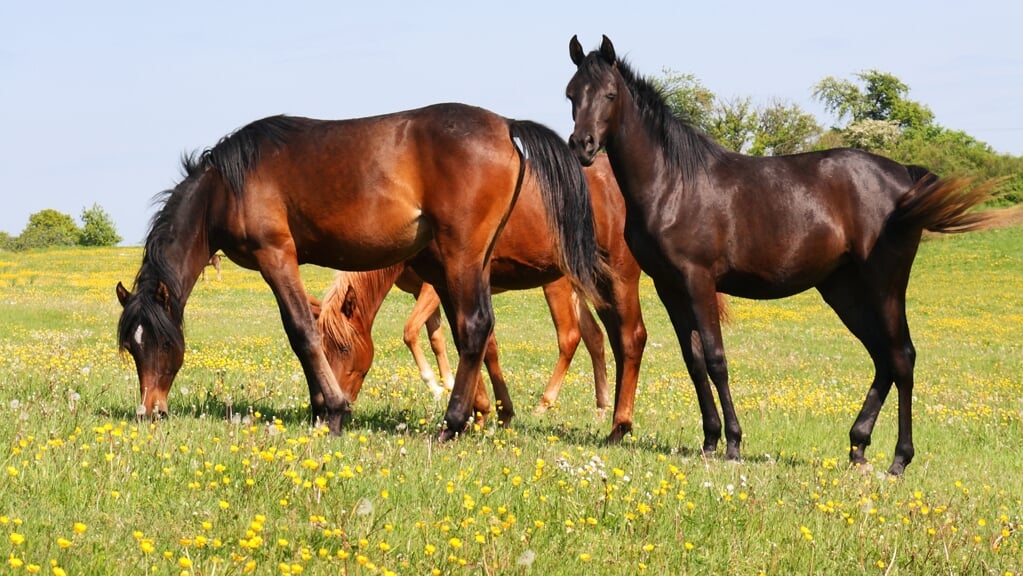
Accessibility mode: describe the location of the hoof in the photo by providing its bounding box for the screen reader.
[725,443,741,461]
[496,411,515,429]
[317,405,350,436]
[605,423,632,445]
[886,461,907,476]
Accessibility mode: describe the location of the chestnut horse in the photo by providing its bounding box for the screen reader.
[567,36,998,474]
[316,265,606,423]
[316,154,648,432]
[115,103,607,438]
[394,275,607,410]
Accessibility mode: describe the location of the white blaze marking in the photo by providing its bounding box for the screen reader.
[134,325,145,347]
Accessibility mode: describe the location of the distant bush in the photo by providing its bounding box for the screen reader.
[7,205,122,251]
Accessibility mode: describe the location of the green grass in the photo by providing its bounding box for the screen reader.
[0,226,1021,575]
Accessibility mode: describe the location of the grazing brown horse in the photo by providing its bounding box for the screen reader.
[115,103,607,438]
[566,36,999,474]
[316,154,648,432]
[315,264,607,422]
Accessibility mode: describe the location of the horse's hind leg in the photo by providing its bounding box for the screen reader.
[403,284,450,399]
[576,291,610,410]
[481,328,515,426]
[593,264,646,438]
[424,264,497,441]
[817,259,916,475]
[535,279,595,412]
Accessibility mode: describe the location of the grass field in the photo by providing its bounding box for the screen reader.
[0,223,1021,575]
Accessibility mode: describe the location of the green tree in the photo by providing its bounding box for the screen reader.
[0,231,13,251]
[709,97,758,153]
[15,209,80,250]
[750,99,823,156]
[78,203,122,247]
[655,70,821,156]
[652,69,716,132]
[812,70,934,129]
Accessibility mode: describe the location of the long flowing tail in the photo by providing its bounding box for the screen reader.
[508,119,611,305]
[892,167,1002,233]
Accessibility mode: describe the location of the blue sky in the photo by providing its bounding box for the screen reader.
[3,1,1021,245]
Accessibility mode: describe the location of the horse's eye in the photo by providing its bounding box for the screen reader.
[606,92,617,101]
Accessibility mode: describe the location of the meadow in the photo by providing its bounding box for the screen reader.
[0,223,1020,575]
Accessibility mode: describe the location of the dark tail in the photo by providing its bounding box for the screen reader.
[892,167,1001,234]
[508,119,611,306]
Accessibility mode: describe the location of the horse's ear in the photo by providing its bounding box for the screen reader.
[155,281,171,312]
[569,35,586,66]
[340,285,359,320]
[599,34,616,64]
[116,281,132,307]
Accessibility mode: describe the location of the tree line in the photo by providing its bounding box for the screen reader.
[0,204,121,251]
[655,69,1022,205]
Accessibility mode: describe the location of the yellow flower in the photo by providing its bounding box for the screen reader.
[57,537,72,549]
[448,537,462,549]
[179,556,193,568]
[9,533,25,546]
[579,553,592,562]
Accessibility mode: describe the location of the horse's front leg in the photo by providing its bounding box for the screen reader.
[687,276,741,460]
[653,277,725,456]
[256,248,351,433]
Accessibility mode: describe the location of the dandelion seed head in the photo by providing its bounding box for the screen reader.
[355,498,374,516]
[517,549,536,567]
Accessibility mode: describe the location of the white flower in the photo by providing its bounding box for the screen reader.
[355,498,374,516]
[517,550,536,567]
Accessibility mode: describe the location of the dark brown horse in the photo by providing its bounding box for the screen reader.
[566,36,999,474]
[115,103,607,438]
[315,154,647,431]
[315,265,608,422]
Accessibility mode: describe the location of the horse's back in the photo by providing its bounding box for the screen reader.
[230,104,521,270]
[685,148,920,298]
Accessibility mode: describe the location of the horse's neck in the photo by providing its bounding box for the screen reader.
[159,193,213,305]
[605,94,670,205]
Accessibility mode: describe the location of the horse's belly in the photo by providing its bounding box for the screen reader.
[299,214,432,270]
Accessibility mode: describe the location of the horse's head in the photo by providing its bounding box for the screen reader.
[316,282,374,402]
[567,35,622,166]
[116,280,185,417]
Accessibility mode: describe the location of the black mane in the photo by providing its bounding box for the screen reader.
[118,115,308,353]
[582,50,725,187]
[201,115,310,197]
